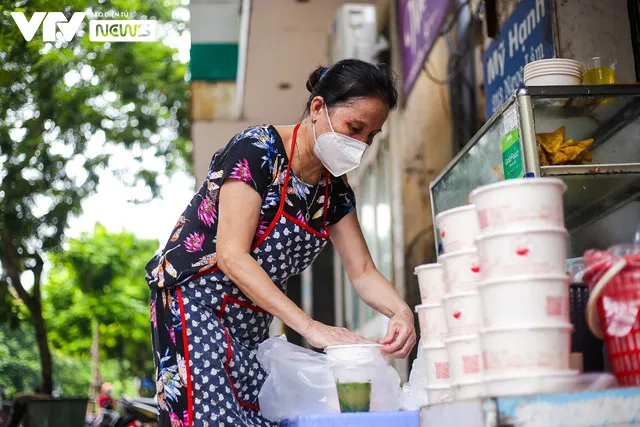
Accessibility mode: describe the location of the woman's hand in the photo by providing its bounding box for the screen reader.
[303,320,372,349]
[330,212,417,358]
[379,306,416,359]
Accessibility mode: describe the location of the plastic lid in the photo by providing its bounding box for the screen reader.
[470,177,566,201]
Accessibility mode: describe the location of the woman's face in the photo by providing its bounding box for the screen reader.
[311,96,389,146]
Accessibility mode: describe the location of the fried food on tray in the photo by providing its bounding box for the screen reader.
[536,126,594,165]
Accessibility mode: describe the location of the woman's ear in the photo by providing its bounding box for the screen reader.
[309,96,324,122]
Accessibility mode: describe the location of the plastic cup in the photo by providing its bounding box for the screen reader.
[414,263,446,304]
[475,227,568,281]
[480,324,573,376]
[583,57,617,85]
[325,344,382,413]
[435,205,481,253]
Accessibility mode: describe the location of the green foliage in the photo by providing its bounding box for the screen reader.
[0,323,138,398]
[0,323,41,397]
[0,225,159,396]
[44,224,158,379]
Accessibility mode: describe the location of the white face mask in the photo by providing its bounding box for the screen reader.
[312,104,368,177]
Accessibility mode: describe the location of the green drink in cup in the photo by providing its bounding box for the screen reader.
[336,381,372,412]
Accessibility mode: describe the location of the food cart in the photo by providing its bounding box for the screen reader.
[426,84,640,426]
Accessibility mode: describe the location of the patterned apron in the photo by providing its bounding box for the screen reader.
[151,125,331,426]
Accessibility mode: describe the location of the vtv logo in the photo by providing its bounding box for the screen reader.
[11,12,86,42]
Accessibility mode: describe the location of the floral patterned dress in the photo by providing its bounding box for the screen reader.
[145,124,356,426]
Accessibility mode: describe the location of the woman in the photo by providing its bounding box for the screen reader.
[146,59,416,427]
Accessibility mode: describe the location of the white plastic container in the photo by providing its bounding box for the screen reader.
[325,344,384,383]
[439,249,482,293]
[416,304,448,344]
[469,178,566,232]
[480,325,572,376]
[423,343,451,386]
[484,370,579,397]
[524,72,582,86]
[524,58,584,68]
[524,66,583,77]
[524,59,584,74]
[476,227,568,280]
[444,335,483,383]
[442,292,483,337]
[453,380,485,401]
[414,263,446,304]
[325,344,384,363]
[426,385,454,405]
[524,64,584,74]
[524,59,584,85]
[480,275,570,328]
[435,205,480,253]
[415,303,448,344]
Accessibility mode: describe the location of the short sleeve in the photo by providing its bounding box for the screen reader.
[327,174,356,225]
[217,133,273,196]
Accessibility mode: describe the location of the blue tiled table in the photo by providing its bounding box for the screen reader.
[281,411,419,427]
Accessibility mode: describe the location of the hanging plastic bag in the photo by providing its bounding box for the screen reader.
[257,336,340,421]
[257,336,402,421]
[399,338,428,410]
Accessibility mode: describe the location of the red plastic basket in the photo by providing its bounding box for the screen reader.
[584,249,640,386]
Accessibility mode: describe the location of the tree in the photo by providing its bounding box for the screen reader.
[0,321,110,398]
[43,224,158,399]
[0,323,41,397]
[0,0,189,394]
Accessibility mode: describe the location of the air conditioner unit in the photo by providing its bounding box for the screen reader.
[329,3,388,65]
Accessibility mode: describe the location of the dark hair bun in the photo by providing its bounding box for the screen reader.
[306,66,326,93]
[303,59,399,115]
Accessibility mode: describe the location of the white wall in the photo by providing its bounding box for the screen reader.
[192,0,377,183]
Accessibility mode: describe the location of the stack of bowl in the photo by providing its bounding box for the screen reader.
[414,263,452,404]
[470,178,579,397]
[523,58,584,86]
[435,205,485,401]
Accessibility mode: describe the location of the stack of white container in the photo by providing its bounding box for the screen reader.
[414,177,578,404]
[470,178,577,397]
[414,264,452,404]
[435,205,484,401]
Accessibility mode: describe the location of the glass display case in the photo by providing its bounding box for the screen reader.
[429,85,640,255]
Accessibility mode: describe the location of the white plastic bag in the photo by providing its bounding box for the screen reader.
[257,336,402,421]
[400,339,429,410]
[369,358,402,412]
[257,336,340,421]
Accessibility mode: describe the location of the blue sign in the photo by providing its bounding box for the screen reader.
[483,0,555,117]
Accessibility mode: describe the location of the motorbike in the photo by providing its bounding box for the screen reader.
[113,395,158,427]
[88,396,158,427]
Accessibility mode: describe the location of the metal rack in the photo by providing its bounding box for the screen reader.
[429,84,640,255]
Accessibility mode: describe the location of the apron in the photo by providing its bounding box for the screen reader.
[151,124,331,426]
